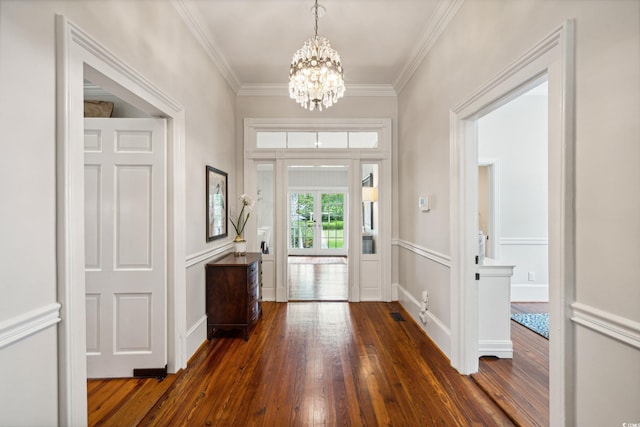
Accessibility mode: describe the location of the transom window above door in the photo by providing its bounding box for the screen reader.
[256,131,378,149]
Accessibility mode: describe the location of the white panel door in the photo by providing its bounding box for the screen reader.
[84,118,166,378]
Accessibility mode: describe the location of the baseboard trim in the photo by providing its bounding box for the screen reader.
[186,315,207,359]
[571,302,640,350]
[396,283,451,358]
[261,288,276,301]
[0,303,61,349]
[478,340,513,358]
[511,284,549,302]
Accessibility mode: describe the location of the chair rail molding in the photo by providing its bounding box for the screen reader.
[395,238,451,268]
[186,243,233,268]
[0,303,61,349]
[571,302,640,350]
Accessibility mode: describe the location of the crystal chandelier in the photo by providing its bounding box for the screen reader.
[289,0,345,111]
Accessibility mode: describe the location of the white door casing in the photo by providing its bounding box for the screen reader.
[449,22,575,426]
[243,119,392,304]
[57,16,187,425]
[84,118,167,378]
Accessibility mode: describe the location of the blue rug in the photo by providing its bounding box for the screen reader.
[511,313,549,339]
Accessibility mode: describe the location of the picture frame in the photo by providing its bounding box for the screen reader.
[206,166,228,241]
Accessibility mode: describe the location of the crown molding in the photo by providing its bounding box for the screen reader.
[238,83,397,98]
[394,0,464,93]
[170,0,241,93]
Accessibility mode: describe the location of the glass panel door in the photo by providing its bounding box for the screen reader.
[289,190,347,256]
[289,192,315,254]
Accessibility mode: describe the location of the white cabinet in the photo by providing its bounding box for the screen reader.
[478,259,515,358]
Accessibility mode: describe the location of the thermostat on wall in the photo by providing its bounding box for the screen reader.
[418,196,430,212]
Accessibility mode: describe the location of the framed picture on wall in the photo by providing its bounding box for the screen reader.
[206,166,228,241]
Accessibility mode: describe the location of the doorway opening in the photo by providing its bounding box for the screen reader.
[473,79,550,425]
[448,21,575,424]
[287,165,349,301]
[56,16,187,425]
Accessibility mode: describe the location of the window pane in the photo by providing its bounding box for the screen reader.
[362,163,379,254]
[349,132,379,148]
[256,132,286,148]
[317,132,347,149]
[288,132,317,148]
[256,163,274,254]
[321,193,345,249]
[290,192,314,249]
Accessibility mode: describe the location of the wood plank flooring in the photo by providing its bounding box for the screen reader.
[472,302,549,426]
[288,257,348,301]
[89,302,514,426]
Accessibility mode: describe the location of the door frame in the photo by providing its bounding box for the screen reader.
[449,21,575,425]
[288,187,349,256]
[56,16,187,425]
[244,118,393,304]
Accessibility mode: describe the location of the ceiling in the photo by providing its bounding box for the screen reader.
[175,0,462,94]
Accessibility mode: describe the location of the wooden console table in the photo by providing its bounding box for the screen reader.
[205,252,262,340]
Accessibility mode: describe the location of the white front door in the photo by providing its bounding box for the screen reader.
[288,190,348,256]
[84,118,167,378]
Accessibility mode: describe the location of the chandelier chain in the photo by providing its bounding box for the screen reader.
[314,0,319,38]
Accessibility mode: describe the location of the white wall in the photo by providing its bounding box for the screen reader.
[0,1,236,425]
[479,87,549,301]
[397,0,640,424]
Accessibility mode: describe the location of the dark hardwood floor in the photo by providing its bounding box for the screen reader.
[288,256,348,301]
[89,302,514,426]
[472,302,549,426]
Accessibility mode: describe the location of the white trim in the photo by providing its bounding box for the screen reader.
[395,239,451,268]
[394,0,465,93]
[478,340,513,358]
[238,83,397,98]
[449,21,575,426]
[187,314,207,338]
[244,118,393,304]
[170,0,241,93]
[186,244,233,268]
[500,237,549,245]
[56,15,187,426]
[396,283,451,357]
[571,303,640,350]
[186,315,208,358]
[0,304,62,349]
